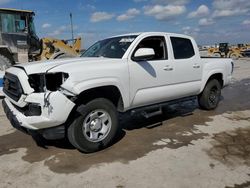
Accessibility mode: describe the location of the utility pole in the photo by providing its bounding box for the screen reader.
[70,13,74,40]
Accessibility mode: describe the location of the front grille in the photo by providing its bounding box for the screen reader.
[3,72,23,101]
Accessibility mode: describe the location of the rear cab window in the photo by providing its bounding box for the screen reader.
[170,37,195,59]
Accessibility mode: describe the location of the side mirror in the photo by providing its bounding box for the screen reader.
[132,48,155,61]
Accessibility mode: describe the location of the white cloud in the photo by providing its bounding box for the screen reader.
[79,3,96,11]
[49,25,66,36]
[213,0,250,10]
[134,0,148,2]
[85,4,96,11]
[194,28,200,32]
[188,5,209,18]
[182,26,191,31]
[152,0,189,5]
[48,25,77,36]
[212,9,248,18]
[0,0,11,5]
[242,19,250,25]
[42,23,51,28]
[117,8,140,21]
[212,0,250,18]
[144,4,186,20]
[181,26,200,36]
[90,12,115,23]
[199,18,214,26]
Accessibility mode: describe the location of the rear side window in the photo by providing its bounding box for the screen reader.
[170,37,195,59]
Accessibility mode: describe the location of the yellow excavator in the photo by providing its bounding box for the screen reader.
[0,8,81,71]
[207,43,250,59]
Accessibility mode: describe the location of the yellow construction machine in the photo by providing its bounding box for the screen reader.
[36,37,81,60]
[207,43,250,59]
[0,8,81,71]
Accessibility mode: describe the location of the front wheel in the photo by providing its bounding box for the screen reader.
[198,79,221,110]
[67,98,120,153]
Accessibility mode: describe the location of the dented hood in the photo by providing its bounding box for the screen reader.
[14,57,113,75]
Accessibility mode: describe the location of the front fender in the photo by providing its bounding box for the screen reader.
[61,77,130,110]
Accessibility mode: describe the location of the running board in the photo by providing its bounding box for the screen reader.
[141,107,162,118]
[130,96,196,118]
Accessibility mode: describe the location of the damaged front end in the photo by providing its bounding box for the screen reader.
[2,67,76,140]
[28,72,69,92]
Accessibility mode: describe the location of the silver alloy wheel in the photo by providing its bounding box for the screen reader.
[82,109,112,142]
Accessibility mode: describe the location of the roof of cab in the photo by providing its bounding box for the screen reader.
[111,32,191,39]
[0,8,34,14]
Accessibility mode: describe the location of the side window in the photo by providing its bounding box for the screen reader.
[1,13,15,33]
[0,13,26,33]
[15,16,26,32]
[133,36,167,60]
[170,37,195,59]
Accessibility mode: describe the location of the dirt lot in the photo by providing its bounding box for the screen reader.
[0,59,250,188]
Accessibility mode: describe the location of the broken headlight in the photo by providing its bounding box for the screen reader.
[28,72,69,92]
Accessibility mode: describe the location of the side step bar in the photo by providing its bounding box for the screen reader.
[141,107,162,118]
[130,96,196,118]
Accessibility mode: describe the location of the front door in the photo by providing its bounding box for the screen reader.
[128,35,173,108]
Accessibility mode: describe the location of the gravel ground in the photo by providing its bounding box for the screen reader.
[0,59,250,188]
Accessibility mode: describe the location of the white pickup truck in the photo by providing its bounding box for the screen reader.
[2,32,233,152]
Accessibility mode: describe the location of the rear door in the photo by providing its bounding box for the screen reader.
[169,36,203,98]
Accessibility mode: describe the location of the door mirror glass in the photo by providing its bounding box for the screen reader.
[133,48,155,61]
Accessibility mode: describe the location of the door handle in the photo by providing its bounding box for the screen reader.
[193,64,200,68]
[163,66,173,71]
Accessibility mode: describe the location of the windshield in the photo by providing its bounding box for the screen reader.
[81,35,138,58]
[0,13,27,33]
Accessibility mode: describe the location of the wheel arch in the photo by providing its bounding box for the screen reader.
[200,72,224,93]
[75,85,125,112]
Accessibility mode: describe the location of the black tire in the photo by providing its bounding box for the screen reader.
[213,53,221,58]
[198,79,221,110]
[67,98,120,153]
[229,53,239,60]
[0,54,12,71]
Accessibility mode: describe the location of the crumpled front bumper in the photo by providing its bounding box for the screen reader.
[2,91,75,131]
[2,99,28,134]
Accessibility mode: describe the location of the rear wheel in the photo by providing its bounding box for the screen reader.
[0,54,12,71]
[67,98,120,153]
[198,79,221,110]
[229,53,239,60]
[213,53,221,58]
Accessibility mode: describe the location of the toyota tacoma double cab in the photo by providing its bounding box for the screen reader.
[2,32,233,153]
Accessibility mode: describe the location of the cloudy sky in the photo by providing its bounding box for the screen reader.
[1,0,250,48]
